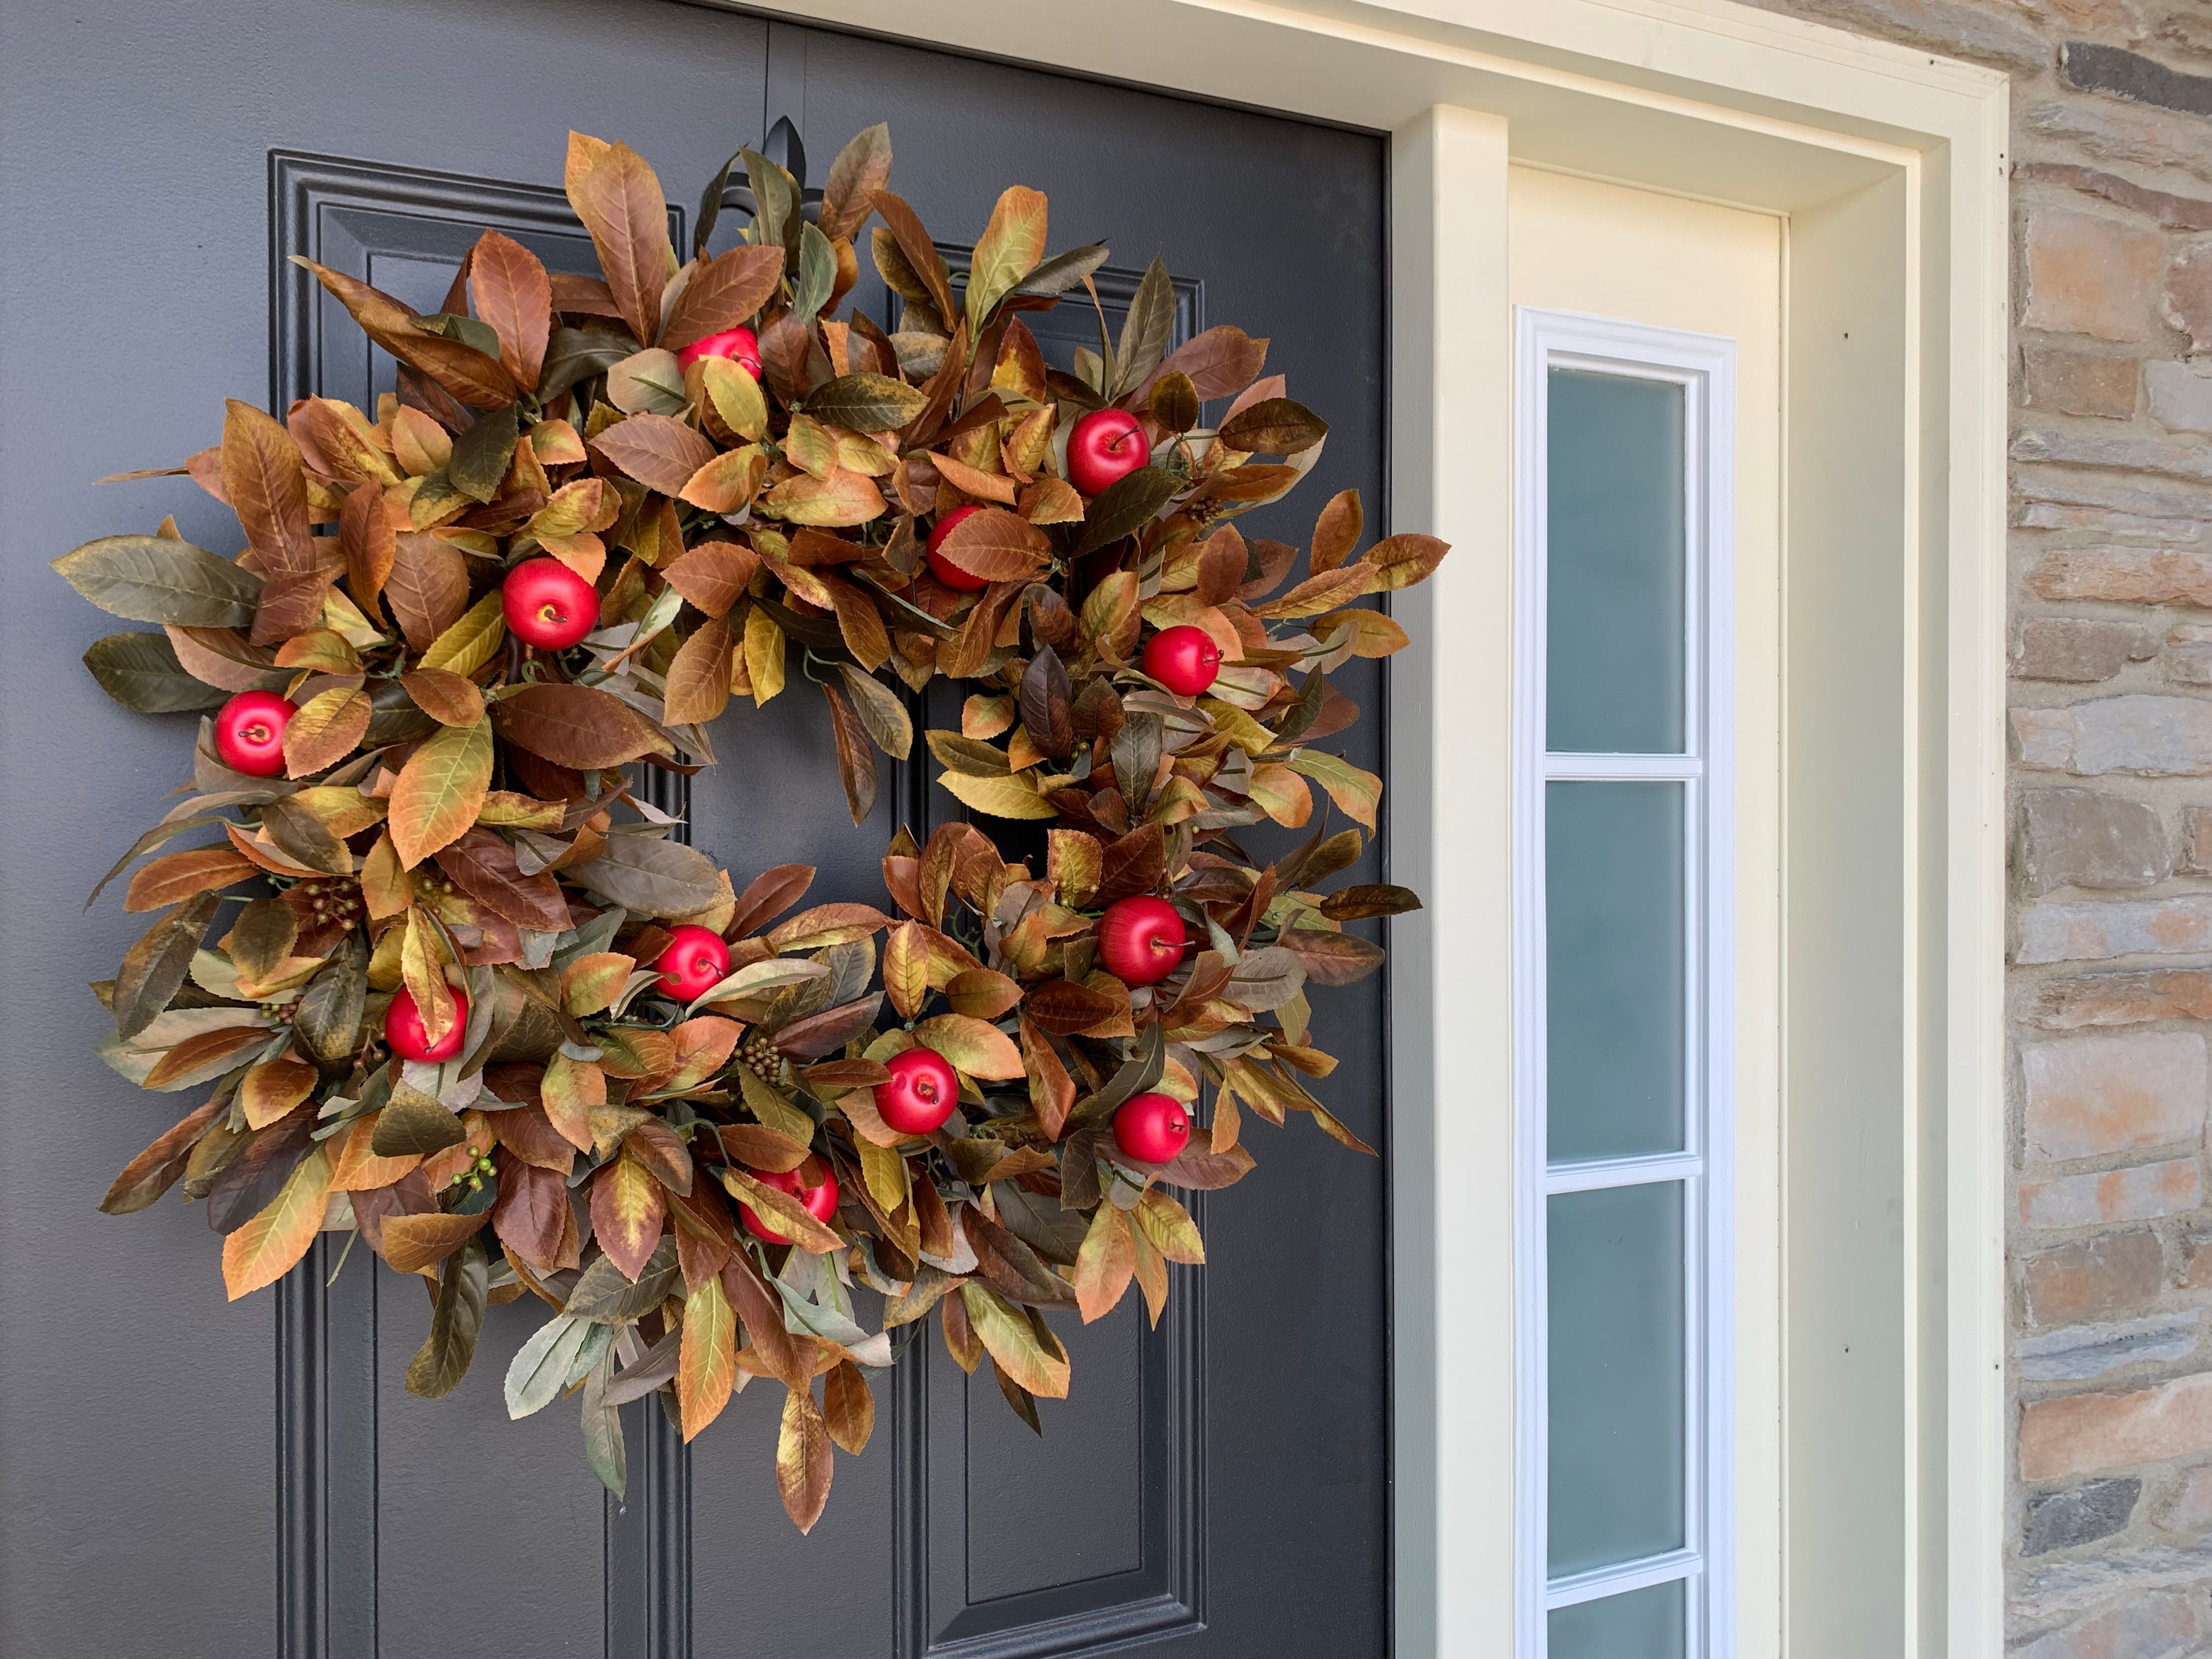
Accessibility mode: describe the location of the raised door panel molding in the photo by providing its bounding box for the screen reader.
[267,149,690,1659]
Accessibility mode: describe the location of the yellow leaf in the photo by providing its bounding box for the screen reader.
[777,1384,835,1533]
[913,1013,1025,1080]
[221,1146,333,1300]
[1073,1201,1136,1323]
[561,951,637,1017]
[934,768,1057,821]
[857,1137,910,1216]
[678,1272,738,1442]
[958,1283,1069,1399]
[744,606,786,706]
[282,685,373,778]
[240,1053,317,1130]
[701,355,768,441]
[388,719,493,868]
[541,1053,605,1151]
[419,591,506,676]
[400,906,457,1045]
[763,469,886,528]
[1286,750,1380,831]
[882,919,929,1021]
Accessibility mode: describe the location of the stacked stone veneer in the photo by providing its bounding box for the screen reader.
[1748,0,2212,1651]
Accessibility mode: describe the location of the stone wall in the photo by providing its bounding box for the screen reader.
[1751,0,2212,1650]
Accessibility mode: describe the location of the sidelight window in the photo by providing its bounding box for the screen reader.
[1513,312,1737,1658]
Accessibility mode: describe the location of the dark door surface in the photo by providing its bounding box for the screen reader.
[0,6,1391,1656]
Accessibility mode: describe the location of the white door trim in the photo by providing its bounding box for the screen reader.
[715,4,2011,1652]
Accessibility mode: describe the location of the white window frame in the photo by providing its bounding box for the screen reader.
[1511,308,1739,1659]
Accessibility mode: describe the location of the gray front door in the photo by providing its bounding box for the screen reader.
[0,7,1392,1655]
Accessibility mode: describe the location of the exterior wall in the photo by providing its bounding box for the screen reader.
[1742,0,2212,1649]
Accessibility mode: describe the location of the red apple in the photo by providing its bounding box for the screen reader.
[501,556,600,650]
[874,1046,959,1135]
[1066,408,1150,495]
[1113,1092,1191,1164]
[675,325,761,377]
[738,1163,839,1244]
[652,924,730,1001]
[923,504,991,592]
[1142,625,1223,697]
[214,690,298,777]
[1097,895,1187,987]
[385,986,468,1063]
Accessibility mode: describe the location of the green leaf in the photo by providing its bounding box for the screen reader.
[505,1313,592,1419]
[1073,466,1181,556]
[292,940,368,1069]
[567,832,721,917]
[405,1236,488,1399]
[803,373,928,433]
[112,893,222,1041]
[54,535,262,627]
[83,632,230,712]
[1218,397,1328,456]
[1018,244,1109,297]
[789,221,836,326]
[1112,256,1175,398]
[966,185,1048,331]
[539,326,636,400]
[580,1346,628,1498]
[837,664,914,760]
[565,1238,680,1323]
[447,403,520,502]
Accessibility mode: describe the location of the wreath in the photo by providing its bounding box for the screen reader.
[62,125,1448,1530]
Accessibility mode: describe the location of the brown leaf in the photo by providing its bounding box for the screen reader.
[822,680,877,827]
[1095,822,1167,907]
[1021,1015,1075,1141]
[380,1209,490,1273]
[494,682,673,768]
[100,1097,224,1214]
[469,229,552,391]
[663,614,733,727]
[870,189,957,328]
[240,1052,318,1130]
[1311,489,1362,573]
[571,140,674,348]
[661,244,785,351]
[661,540,759,618]
[220,1145,332,1299]
[1021,978,1119,1036]
[385,531,469,651]
[592,1155,666,1281]
[823,1358,876,1454]
[1132,324,1268,404]
[730,864,815,939]
[676,1270,739,1441]
[492,1154,572,1269]
[399,667,484,728]
[1073,1201,1135,1323]
[722,1250,804,1389]
[593,413,716,497]
[291,258,518,409]
[123,845,257,913]
[433,828,572,932]
[223,400,328,646]
[777,1384,836,1533]
[338,484,396,621]
[283,685,371,778]
[934,506,1048,584]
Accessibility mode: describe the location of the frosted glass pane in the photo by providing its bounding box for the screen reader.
[1548,1182,1686,1575]
[1546,781,1686,1162]
[1548,1579,1687,1658]
[1547,369,1686,754]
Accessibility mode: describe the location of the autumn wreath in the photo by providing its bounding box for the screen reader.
[62,125,1447,1530]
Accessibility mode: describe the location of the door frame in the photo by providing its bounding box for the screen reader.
[709,3,2011,1652]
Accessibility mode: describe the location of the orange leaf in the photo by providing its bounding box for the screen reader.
[661,244,785,351]
[776,1383,836,1533]
[123,846,257,913]
[283,685,373,778]
[591,1153,667,1280]
[387,719,492,868]
[676,1271,738,1441]
[571,140,674,349]
[221,1146,332,1299]
[468,228,552,391]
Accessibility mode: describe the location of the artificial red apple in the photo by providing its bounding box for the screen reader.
[1142,625,1222,697]
[874,1046,959,1135]
[652,924,730,1001]
[1097,895,1187,987]
[501,556,600,650]
[214,690,298,777]
[923,504,990,592]
[385,985,469,1064]
[1113,1091,1191,1164]
[738,1163,839,1244]
[675,325,761,377]
[1066,408,1150,495]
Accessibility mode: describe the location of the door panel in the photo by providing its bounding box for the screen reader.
[0,5,1390,1655]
